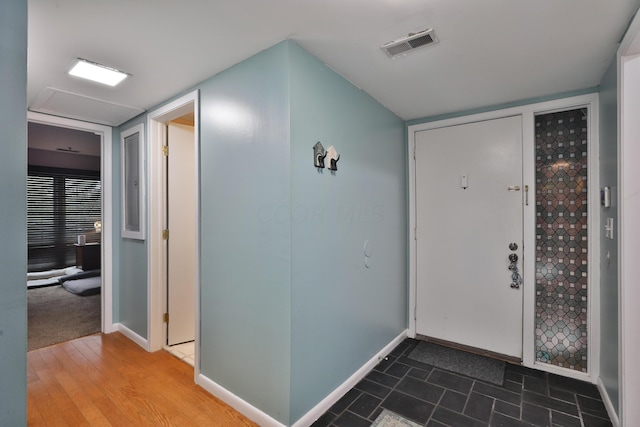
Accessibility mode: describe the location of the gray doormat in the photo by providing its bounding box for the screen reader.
[371,409,422,427]
[407,341,505,386]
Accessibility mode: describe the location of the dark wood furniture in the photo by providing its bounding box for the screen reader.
[75,243,101,270]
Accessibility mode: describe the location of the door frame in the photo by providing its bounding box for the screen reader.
[147,90,200,379]
[27,111,115,333]
[617,11,640,426]
[407,93,599,382]
[165,121,197,346]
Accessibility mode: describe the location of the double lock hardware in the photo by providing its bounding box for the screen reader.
[508,243,522,289]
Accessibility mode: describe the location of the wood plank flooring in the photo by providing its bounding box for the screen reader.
[27,332,258,426]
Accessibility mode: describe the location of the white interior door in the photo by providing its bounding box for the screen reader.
[167,122,196,346]
[415,116,524,359]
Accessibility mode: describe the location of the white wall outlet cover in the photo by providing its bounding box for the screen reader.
[461,174,468,189]
[601,186,611,207]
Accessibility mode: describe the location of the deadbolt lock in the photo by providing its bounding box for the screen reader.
[508,253,518,263]
[509,242,518,251]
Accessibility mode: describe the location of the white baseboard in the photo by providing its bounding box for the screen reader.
[197,374,286,427]
[103,322,117,334]
[115,323,149,351]
[532,361,594,384]
[292,329,408,427]
[195,330,407,427]
[597,377,619,427]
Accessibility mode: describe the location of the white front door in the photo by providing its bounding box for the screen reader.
[415,115,524,359]
[167,122,196,346]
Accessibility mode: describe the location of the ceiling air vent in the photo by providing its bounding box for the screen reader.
[381,29,438,59]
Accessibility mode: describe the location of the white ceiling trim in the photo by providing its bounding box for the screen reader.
[30,87,145,127]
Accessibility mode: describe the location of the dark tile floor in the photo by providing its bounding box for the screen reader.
[312,339,612,427]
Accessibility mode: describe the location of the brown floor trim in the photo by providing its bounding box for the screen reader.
[415,334,522,365]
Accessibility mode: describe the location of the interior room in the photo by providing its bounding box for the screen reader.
[1,1,640,427]
[26,123,103,351]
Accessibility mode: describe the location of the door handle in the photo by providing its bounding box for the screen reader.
[507,186,520,191]
[508,250,522,289]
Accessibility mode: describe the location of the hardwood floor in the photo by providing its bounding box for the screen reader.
[27,332,258,426]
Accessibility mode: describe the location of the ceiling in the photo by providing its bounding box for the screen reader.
[28,122,101,156]
[28,0,640,126]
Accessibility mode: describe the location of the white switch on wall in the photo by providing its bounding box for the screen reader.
[605,218,614,239]
[460,174,468,189]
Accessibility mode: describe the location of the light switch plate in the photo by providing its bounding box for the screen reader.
[605,217,614,239]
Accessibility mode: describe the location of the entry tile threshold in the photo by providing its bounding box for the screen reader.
[165,341,195,367]
[312,338,612,427]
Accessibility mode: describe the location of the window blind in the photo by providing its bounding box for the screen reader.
[27,167,101,272]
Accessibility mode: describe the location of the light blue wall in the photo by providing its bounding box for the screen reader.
[118,240,148,334]
[113,114,149,338]
[288,43,406,423]
[598,57,619,414]
[115,116,149,336]
[0,1,27,425]
[122,41,406,425]
[199,43,292,424]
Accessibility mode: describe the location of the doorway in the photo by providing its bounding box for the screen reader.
[414,116,524,360]
[147,91,200,377]
[26,111,114,335]
[164,118,196,361]
[408,94,599,381]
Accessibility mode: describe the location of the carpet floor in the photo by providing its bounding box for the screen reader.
[407,341,506,386]
[27,285,100,351]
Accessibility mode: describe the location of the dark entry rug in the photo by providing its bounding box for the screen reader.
[407,341,506,386]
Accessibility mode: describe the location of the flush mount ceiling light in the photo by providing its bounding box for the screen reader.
[69,58,129,86]
[56,146,80,153]
[381,29,438,59]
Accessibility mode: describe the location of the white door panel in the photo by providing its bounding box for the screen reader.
[415,116,524,358]
[167,123,196,346]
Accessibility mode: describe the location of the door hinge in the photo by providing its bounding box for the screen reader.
[162,229,169,240]
[413,144,416,160]
[414,227,417,240]
[162,145,169,156]
[163,313,169,323]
